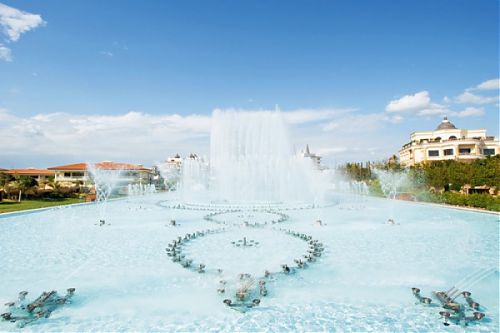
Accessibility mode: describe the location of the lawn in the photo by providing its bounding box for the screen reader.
[0,198,83,214]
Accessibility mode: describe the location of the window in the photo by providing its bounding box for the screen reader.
[434,137,441,142]
[483,148,495,156]
[64,172,71,177]
[72,172,84,177]
[428,150,439,157]
[444,149,454,156]
[449,136,457,140]
[459,148,471,155]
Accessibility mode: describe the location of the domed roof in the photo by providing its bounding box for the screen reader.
[436,116,457,130]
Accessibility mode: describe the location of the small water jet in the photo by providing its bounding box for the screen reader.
[373,169,409,200]
[87,163,123,222]
[127,183,156,196]
[373,169,409,220]
[232,237,259,247]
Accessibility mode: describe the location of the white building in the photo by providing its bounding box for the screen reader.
[399,117,499,166]
[163,154,182,172]
[302,144,322,167]
[156,154,184,190]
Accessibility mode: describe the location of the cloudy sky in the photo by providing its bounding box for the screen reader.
[0,0,498,168]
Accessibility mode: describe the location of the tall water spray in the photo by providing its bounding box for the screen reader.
[87,163,123,221]
[373,169,409,220]
[181,110,325,204]
[373,169,409,200]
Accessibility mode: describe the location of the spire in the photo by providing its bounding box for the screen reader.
[305,144,310,155]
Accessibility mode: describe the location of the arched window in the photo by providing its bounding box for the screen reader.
[449,136,457,140]
[434,137,441,142]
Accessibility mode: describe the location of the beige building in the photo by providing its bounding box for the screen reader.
[5,168,55,183]
[48,161,153,187]
[399,117,499,166]
[163,154,183,173]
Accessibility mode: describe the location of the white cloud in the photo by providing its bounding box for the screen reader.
[0,107,13,121]
[390,115,404,123]
[0,108,402,167]
[315,147,348,156]
[417,106,484,118]
[0,43,11,61]
[0,3,45,42]
[0,3,44,61]
[384,87,491,118]
[282,107,355,124]
[322,113,402,133]
[475,78,499,91]
[455,91,498,105]
[386,91,431,113]
[452,107,484,118]
[100,50,113,57]
[416,104,450,116]
[0,110,212,166]
[386,91,450,117]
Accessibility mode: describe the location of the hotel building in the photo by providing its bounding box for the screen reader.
[48,161,153,187]
[5,168,55,183]
[399,117,499,167]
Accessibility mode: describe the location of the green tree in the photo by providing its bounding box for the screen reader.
[11,176,38,201]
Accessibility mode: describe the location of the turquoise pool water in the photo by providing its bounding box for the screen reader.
[0,193,498,331]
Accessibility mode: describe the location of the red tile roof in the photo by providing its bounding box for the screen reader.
[48,161,149,171]
[7,169,55,176]
[48,163,87,171]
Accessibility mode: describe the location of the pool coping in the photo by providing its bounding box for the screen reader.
[410,200,500,216]
[0,197,128,219]
[0,201,93,218]
[1,195,498,218]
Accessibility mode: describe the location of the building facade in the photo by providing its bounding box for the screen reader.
[399,117,499,166]
[302,144,321,165]
[5,169,55,183]
[48,161,153,187]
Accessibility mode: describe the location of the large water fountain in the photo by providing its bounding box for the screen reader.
[180,110,326,205]
[0,110,498,331]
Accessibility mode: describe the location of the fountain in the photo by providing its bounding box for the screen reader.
[373,169,409,221]
[373,169,409,200]
[180,109,327,206]
[86,163,123,222]
[127,183,157,196]
[0,111,497,331]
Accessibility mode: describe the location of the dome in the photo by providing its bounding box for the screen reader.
[436,116,457,130]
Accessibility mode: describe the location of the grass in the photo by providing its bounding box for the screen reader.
[0,198,83,214]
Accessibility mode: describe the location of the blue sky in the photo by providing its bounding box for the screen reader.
[0,0,498,168]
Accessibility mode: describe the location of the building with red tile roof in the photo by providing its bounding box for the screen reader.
[6,168,55,183]
[48,161,153,188]
[48,161,148,171]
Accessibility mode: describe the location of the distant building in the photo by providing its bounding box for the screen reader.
[164,154,182,172]
[48,161,153,187]
[6,168,55,183]
[399,117,499,166]
[302,144,322,168]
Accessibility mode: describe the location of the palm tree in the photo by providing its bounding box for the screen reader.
[12,176,38,201]
[0,173,14,202]
[46,179,63,198]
